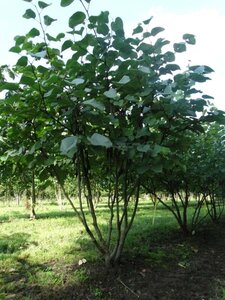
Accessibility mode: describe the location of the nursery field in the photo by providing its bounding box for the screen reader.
[1,201,225,300]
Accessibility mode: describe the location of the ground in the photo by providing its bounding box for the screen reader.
[10,221,225,300]
[1,204,225,300]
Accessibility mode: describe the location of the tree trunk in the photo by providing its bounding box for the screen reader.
[55,181,64,210]
[30,170,36,219]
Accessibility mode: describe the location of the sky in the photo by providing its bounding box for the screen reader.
[1,0,225,111]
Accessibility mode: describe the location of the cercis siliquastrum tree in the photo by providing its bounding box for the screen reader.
[0,0,217,265]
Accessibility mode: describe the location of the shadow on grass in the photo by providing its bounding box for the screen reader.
[0,232,32,254]
[0,211,29,223]
[0,207,76,222]
[0,200,192,223]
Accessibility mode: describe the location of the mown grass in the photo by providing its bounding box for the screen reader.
[0,200,172,297]
[0,202,97,299]
[0,199,222,299]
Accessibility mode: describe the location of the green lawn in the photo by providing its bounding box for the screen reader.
[0,200,224,299]
[0,201,173,296]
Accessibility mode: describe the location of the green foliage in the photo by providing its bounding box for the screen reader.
[174,42,186,52]
[44,15,57,26]
[69,12,86,28]
[60,136,79,158]
[60,0,74,7]
[23,9,36,19]
[88,133,112,148]
[183,33,196,45]
[38,1,50,9]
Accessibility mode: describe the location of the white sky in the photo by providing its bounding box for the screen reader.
[0,0,225,110]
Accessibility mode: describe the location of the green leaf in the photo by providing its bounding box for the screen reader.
[137,144,151,153]
[60,0,74,7]
[69,12,86,28]
[16,56,28,67]
[9,46,21,53]
[88,133,112,148]
[23,0,32,2]
[29,142,41,154]
[164,51,175,62]
[143,32,151,38]
[0,82,19,92]
[152,164,163,173]
[165,64,180,72]
[56,33,65,40]
[137,165,150,174]
[44,15,57,26]
[37,65,48,73]
[14,35,26,46]
[154,38,170,49]
[62,40,73,51]
[151,27,164,36]
[97,23,109,35]
[202,65,214,73]
[60,136,78,158]
[183,33,196,45]
[20,75,35,86]
[27,28,40,38]
[137,42,154,54]
[83,99,105,111]
[202,94,214,99]
[139,66,151,74]
[132,25,143,35]
[38,1,50,8]
[173,42,186,53]
[152,145,161,156]
[111,17,124,36]
[189,73,209,83]
[143,17,153,25]
[189,65,214,74]
[104,88,117,99]
[29,50,47,58]
[118,75,130,84]
[69,78,85,85]
[23,9,36,19]
[46,33,57,41]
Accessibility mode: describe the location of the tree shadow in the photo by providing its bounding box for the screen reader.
[0,232,32,254]
[36,210,77,220]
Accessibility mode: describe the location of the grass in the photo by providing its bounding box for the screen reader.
[0,199,224,299]
[0,200,172,296]
[0,202,100,299]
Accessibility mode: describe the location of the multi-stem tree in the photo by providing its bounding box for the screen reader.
[0,0,220,265]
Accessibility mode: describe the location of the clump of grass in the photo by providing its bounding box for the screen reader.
[71,267,89,283]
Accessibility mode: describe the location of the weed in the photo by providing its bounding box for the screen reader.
[0,293,6,300]
[72,267,89,283]
[91,286,104,299]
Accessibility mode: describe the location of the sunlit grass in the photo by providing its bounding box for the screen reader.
[0,199,218,299]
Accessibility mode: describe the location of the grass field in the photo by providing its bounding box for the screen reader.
[0,200,225,299]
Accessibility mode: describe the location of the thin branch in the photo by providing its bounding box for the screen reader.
[117,278,140,298]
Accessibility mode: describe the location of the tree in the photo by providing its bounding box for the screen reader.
[190,123,225,223]
[0,0,220,265]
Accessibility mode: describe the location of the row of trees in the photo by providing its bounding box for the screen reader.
[0,0,224,266]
